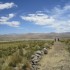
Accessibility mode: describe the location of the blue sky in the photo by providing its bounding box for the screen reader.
[0,0,70,34]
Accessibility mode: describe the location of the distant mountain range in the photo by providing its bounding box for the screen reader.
[0,32,70,41]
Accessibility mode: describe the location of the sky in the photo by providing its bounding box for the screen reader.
[0,0,70,34]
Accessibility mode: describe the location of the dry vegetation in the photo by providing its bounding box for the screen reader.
[60,39,70,53]
[0,40,54,70]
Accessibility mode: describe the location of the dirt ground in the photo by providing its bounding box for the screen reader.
[38,41,70,70]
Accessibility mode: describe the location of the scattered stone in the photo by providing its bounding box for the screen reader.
[31,48,48,70]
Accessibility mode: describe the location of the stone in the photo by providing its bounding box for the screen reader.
[43,48,48,54]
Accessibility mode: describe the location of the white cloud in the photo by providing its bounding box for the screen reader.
[21,13,55,25]
[21,4,70,32]
[1,21,20,27]
[0,2,17,10]
[0,13,15,22]
[0,14,20,27]
[64,5,70,10]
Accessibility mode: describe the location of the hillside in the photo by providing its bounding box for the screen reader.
[0,32,70,41]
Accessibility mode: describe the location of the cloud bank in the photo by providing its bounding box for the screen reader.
[0,2,17,10]
[0,14,20,27]
[21,4,70,32]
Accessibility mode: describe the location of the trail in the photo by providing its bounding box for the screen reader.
[38,41,70,70]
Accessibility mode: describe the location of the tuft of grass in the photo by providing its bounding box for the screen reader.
[0,40,54,70]
[60,39,70,53]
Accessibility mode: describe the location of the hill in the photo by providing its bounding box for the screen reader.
[0,32,70,41]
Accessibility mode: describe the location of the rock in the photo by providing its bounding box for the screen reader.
[35,54,42,60]
[31,55,35,59]
[31,49,48,70]
[43,48,48,54]
[35,50,42,55]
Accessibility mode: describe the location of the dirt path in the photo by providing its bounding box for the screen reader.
[38,41,70,70]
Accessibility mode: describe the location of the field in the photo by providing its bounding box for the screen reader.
[60,39,70,53]
[0,40,54,70]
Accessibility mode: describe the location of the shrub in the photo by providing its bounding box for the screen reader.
[2,66,13,70]
[8,52,22,67]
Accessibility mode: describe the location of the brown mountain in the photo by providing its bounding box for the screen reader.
[0,32,70,41]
